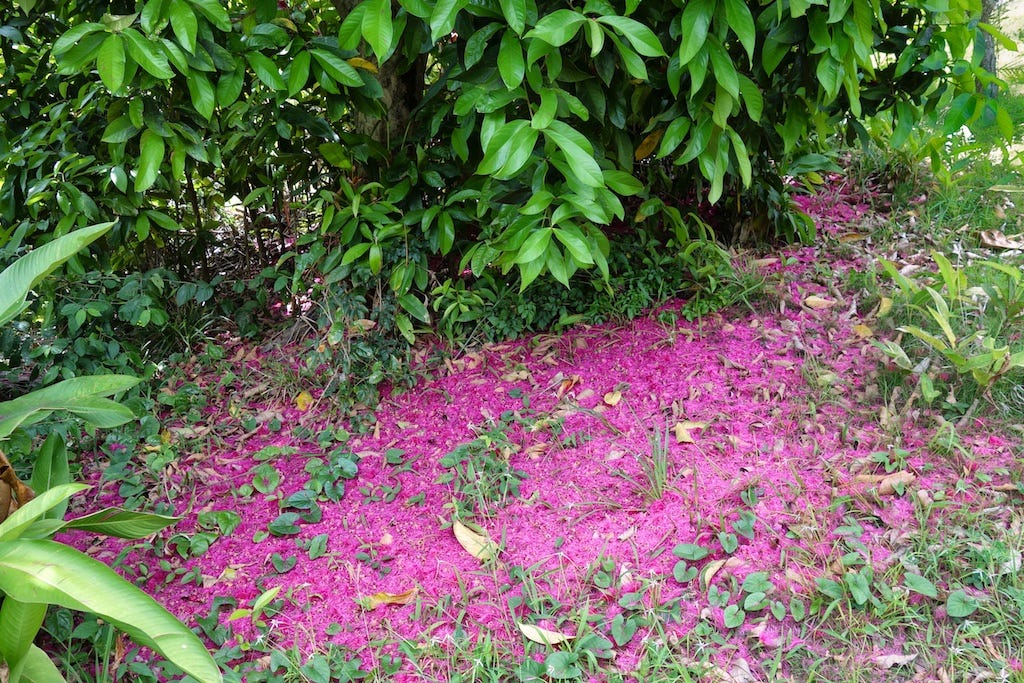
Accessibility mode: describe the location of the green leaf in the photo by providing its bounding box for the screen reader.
[498,30,525,89]
[96,34,127,92]
[0,223,113,327]
[464,22,502,69]
[318,142,352,169]
[187,0,232,31]
[19,643,66,683]
[610,613,637,646]
[430,0,465,43]
[122,28,175,78]
[527,10,585,46]
[515,229,552,264]
[62,508,181,539]
[815,55,840,98]
[554,226,594,264]
[596,15,665,57]
[398,293,430,323]
[543,121,603,187]
[362,0,394,60]
[499,0,527,35]
[657,117,691,158]
[0,375,139,440]
[168,0,198,53]
[216,65,245,107]
[28,434,71,518]
[135,128,165,192]
[0,540,222,683]
[187,72,216,119]
[496,125,539,178]
[602,170,643,195]
[477,119,530,176]
[672,543,709,561]
[53,23,105,56]
[722,0,755,62]
[945,589,979,618]
[102,116,139,144]
[677,0,715,64]
[0,485,89,543]
[268,512,302,536]
[310,49,362,87]
[904,573,938,599]
[287,50,311,95]
[246,51,285,90]
[544,652,581,680]
[723,604,745,628]
[0,598,47,671]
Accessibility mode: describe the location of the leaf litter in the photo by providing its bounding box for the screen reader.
[61,182,1022,680]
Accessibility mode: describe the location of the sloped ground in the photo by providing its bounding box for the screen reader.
[64,182,1023,682]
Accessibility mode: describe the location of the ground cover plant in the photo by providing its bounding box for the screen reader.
[38,155,1024,682]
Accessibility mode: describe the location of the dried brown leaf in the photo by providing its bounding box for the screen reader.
[878,470,915,495]
[356,586,419,610]
[803,295,836,310]
[453,519,498,561]
[674,420,707,444]
[517,622,574,645]
[871,652,917,669]
[603,390,622,406]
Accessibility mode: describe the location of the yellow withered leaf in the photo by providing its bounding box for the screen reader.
[853,323,874,339]
[876,296,893,318]
[517,622,574,645]
[347,57,378,73]
[295,390,314,412]
[356,586,418,610]
[603,390,622,406]
[803,295,836,310]
[674,420,707,444]
[453,519,498,561]
[634,129,663,160]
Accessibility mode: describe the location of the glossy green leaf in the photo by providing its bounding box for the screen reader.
[187,0,231,31]
[216,65,245,106]
[0,540,222,683]
[464,22,503,69]
[498,30,525,88]
[246,51,285,90]
[187,72,215,119]
[52,23,105,56]
[398,293,430,323]
[362,0,394,60]
[135,128,165,192]
[543,121,603,187]
[596,15,665,57]
[0,598,47,672]
[0,485,88,543]
[96,34,127,92]
[168,0,198,53]
[430,0,465,43]
[0,375,139,439]
[657,117,690,158]
[286,50,311,96]
[0,223,113,327]
[122,28,175,78]
[310,49,362,87]
[722,0,755,62]
[499,0,527,35]
[477,119,530,176]
[527,10,585,46]
[28,434,71,519]
[677,0,714,64]
[515,228,552,264]
[554,227,593,264]
[62,508,180,539]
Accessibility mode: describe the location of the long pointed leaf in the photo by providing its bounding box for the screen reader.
[0,375,139,439]
[17,644,65,683]
[0,484,88,542]
[0,540,222,683]
[61,508,180,539]
[0,598,47,671]
[28,434,70,520]
[0,223,114,327]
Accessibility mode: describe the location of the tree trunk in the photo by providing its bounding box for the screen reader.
[979,0,1001,97]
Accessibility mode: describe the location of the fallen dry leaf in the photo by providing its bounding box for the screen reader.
[876,296,893,318]
[453,519,498,561]
[871,652,918,669]
[752,258,778,268]
[878,470,916,495]
[980,229,1024,250]
[356,586,418,610]
[803,294,836,310]
[853,323,874,339]
[295,390,314,412]
[603,390,622,406]
[517,622,574,645]
[674,420,707,444]
[699,556,744,591]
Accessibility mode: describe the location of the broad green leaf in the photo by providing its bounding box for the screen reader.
[135,128,165,192]
[430,0,465,43]
[543,121,603,187]
[187,72,215,119]
[904,573,938,598]
[0,484,88,543]
[738,75,763,121]
[723,0,755,62]
[187,0,232,31]
[318,142,352,169]
[515,229,552,264]
[477,119,530,176]
[28,434,71,519]
[168,0,198,53]
[0,223,113,327]
[465,22,503,69]
[53,23,105,56]
[216,65,245,107]
[310,49,362,87]
[526,10,585,46]
[18,643,65,683]
[554,227,594,264]
[122,28,175,79]
[0,540,222,683]
[727,128,752,187]
[96,34,127,92]
[287,50,311,96]
[398,293,430,323]
[0,375,139,439]
[657,117,691,158]
[498,30,525,88]
[246,51,285,90]
[102,116,139,144]
[945,589,978,618]
[677,0,714,64]
[362,0,394,61]
[0,598,47,671]
[61,508,181,538]
[815,55,840,98]
[602,170,643,195]
[499,0,527,35]
[496,125,539,178]
[707,38,738,99]
[532,87,558,129]
[596,15,665,57]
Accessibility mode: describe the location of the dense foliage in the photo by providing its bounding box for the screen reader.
[0,0,1011,390]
